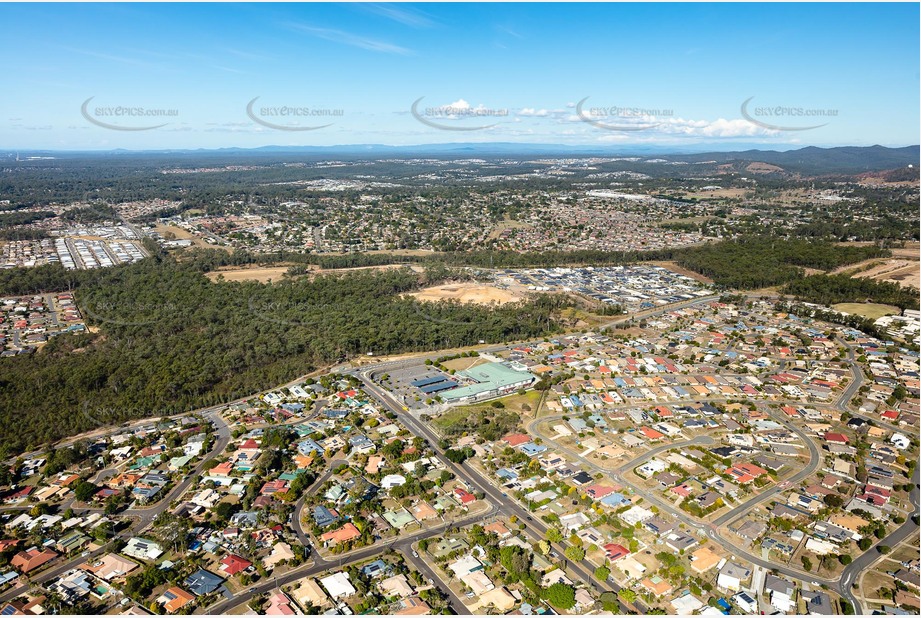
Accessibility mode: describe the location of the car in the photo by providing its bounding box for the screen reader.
[526,516,533,521]
[427,578,434,585]
[412,550,419,558]
[549,551,559,559]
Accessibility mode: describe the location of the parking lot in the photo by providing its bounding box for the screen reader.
[380,364,456,410]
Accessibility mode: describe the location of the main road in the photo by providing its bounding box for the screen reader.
[353,366,645,613]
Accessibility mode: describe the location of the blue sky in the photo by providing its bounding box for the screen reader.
[2,2,918,150]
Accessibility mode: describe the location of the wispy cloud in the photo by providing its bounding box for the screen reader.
[213,65,248,75]
[287,23,412,55]
[494,25,524,39]
[360,4,435,28]
[219,47,275,62]
[56,45,168,70]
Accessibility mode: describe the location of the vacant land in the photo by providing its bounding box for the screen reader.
[154,223,215,249]
[679,188,750,200]
[408,282,525,305]
[205,265,294,283]
[746,161,784,173]
[440,356,488,372]
[830,243,920,289]
[487,216,534,240]
[832,302,901,320]
[432,391,543,436]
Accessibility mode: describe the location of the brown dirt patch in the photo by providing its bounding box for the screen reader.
[205,265,294,283]
[407,282,525,305]
[745,162,784,173]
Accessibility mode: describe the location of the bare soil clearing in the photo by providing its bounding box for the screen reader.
[205,265,294,283]
[407,282,525,305]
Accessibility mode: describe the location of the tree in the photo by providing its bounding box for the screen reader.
[823,494,844,508]
[542,583,575,609]
[599,591,619,611]
[618,588,637,603]
[73,481,98,503]
[499,546,533,584]
[858,538,872,551]
[444,447,474,464]
[838,554,852,565]
[801,556,813,571]
[545,528,563,543]
[564,546,585,562]
[878,545,891,554]
[594,566,610,581]
[214,500,240,522]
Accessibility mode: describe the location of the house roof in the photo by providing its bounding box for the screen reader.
[159,586,195,613]
[183,569,224,596]
[220,554,252,575]
[320,523,361,544]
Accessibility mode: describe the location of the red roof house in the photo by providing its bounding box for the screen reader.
[603,543,630,561]
[220,554,253,576]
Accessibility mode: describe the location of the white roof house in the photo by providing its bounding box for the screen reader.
[122,538,164,562]
[320,572,356,599]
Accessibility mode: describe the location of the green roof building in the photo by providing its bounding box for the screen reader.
[439,362,536,403]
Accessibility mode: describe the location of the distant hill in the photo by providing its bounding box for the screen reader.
[4,143,918,175]
[667,145,920,175]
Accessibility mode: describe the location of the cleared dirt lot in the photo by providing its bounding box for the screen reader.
[205,265,294,283]
[832,258,920,290]
[828,243,919,289]
[407,282,525,305]
[678,188,750,199]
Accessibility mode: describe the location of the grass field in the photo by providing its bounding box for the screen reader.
[440,356,488,372]
[432,390,543,435]
[454,390,542,417]
[831,302,901,320]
